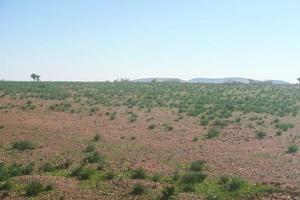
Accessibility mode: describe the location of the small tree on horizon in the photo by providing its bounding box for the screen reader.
[298,77,300,84]
[30,73,40,82]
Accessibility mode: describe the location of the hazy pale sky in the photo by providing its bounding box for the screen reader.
[0,0,299,82]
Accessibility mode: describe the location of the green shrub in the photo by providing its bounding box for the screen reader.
[104,171,115,180]
[21,162,34,175]
[0,163,34,181]
[276,131,282,136]
[70,166,93,180]
[159,186,175,200]
[148,124,156,129]
[200,118,209,126]
[224,177,244,192]
[25,181,44,197]
[172,170,180,181]
[192,137,198,142]
[83,152,105,164]
[275,123,294,132]
[0,125,4,129]
[288,144,298,153]
[151,173,162,182]
[39,162,55,172]
[131,168,146,179]
[12,141,35,151]
[93,133,101,142]
[206,128,220,139]
[256,131,266,139]
[56,159,72,170]
[83,144,95,153]
[162,123,174,131]
[182,183,195,192]
[218,175,229,185]
[129,114,138,123]
[206,193,221,200]
[131,183,146,195]
[44,184,54,191]
[110,112,117,120]
[0,181,12,191]
[181,172,207,184]
[190,160,205,172]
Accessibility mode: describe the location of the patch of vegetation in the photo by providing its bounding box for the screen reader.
[21,100,36,111]
[83,152,105,164]
[39,162,55,172]
[181,172,207,185]
[93,133,101,142]
[287,144,298,153]
[159,186,176,200]
[197,176,278,200]
[0,125,4,129]
[128,113,138,123]
[148,124,156,130]
[0,163,34,181]
[83,144,96,153]
[131,183,146,195]
[162,123,174,131]
[104,171,115,180]
[256,131,267,139]
[206,128,220,139]
[275,123,294,132]
[109,112,117,120]
[190,160,205,172]
[131,168,146,179]
[70,166,93,180]
[49,102,71,112]
[0,181,12,191]
[12,140,35,151]
[151,173,162,182]
[25,181,53,197]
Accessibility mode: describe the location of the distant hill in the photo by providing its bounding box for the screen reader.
[188,77,290,85]
[188,77,250,84]
[133,78,186,83]
[133,77,290,84]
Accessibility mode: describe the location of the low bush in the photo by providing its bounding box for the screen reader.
[148,124,156,129]
[0,181,12,191]
[104,171,115,180]
[224,177,244,192]
[39,162,55,172]
[93,133,101,142]
[83,144,95,153]
[151,173,162,182]
[25,181,44,197]
[181,172,207,184]
[159,186,175,200]
[162,123,174,131]
[288,144,298,153]
[70,166,93,180]
[256,131,266,139]
[275,123,294,132]
[190,160,205,172]
[131,168,146,179]
[110,112,117,120]
[0,163,34,181]
[12,141,35,151]
[131,183,146,195]
[83,152,105,164]
[206,128,220,139]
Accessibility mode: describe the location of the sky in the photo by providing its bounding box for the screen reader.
[0,0,300,83]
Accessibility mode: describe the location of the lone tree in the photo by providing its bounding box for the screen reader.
[298,77,300,84]
[30,73,40,82]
